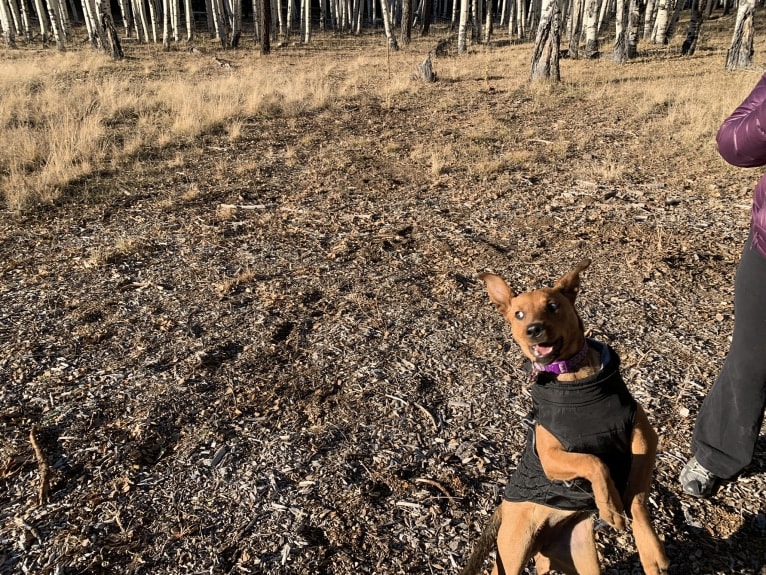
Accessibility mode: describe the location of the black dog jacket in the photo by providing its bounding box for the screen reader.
[503,340,637,511]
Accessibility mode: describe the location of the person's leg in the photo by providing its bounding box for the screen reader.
[688,234,766,484]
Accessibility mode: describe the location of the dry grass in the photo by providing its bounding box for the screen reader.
[0,20,765,211]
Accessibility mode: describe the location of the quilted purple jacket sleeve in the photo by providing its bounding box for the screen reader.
[717,73,766,168]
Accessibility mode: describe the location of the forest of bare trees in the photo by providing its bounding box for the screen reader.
[0,0,759,72]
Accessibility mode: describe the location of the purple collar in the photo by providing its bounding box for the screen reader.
[533,341,590,375]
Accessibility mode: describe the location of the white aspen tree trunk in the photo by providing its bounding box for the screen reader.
[582,0,598,56]
[273,0,283,40]
[499,0,506,25]
[303,0,309,42]
[642,0,654,39]
[116,0,131,35]
[33,0,50,44]
[516,0,526,38]
[352,0,361,32]
[285,0,293,39]
[228,0,241,46]
[211,0,229,45]
[147,0,159,42]
[530,0,560,81]
[567,0,582,57]
[46,0,66,49]
[252,0,259,41]
[613,0,628,62]
[133,0,150,41]
[0,0,17,47]
[457,0,468,51]
[596,0,610,33]
[485,4,493,42]
[726,0,755,70]
[18,0,32,42]
[451,0,458,30]
[626,0,638,56]
[59,0,72,38]
[652,0,668,42]
[81,0,97,45]
[379,0,398,49]
[170,0,179,41]
[162,0,170,47]
[184,0,192,39]
[6,0,20,36]
[665,0,682,42]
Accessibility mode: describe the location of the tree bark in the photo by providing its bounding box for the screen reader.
[530,0,560,82]
[583,0,598,56]
[613,0,628,62]
[568,0,582,58]
[0,0,17,47]
[457,0,468,52]
[725,0,755,70]
[681,0,702,55]
[400,0,411,45]
[379,0,398,50]
[260,0,270,53]
[421,0,431,35]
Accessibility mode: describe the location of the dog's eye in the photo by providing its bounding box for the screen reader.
[546,302,559,313]
[514,310,524,320]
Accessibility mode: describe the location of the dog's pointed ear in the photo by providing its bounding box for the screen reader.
[479,273,516,314]
[553,259,591,303]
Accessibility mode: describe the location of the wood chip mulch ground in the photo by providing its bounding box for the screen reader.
[2,44,766,575]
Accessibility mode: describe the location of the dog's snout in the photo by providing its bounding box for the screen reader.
[526,322,544,339]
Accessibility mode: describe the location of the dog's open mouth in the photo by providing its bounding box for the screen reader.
[530,338,562,364]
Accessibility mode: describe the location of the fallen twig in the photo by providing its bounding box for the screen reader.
[29,425,50,506]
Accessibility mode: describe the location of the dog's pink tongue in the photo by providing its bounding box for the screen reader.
[534,344,554,357]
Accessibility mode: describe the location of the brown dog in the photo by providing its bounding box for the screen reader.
[461,260,669,575]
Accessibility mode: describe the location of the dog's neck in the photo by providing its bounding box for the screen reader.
[533,340,600,381]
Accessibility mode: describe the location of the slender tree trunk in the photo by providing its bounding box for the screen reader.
[260,0,270,52]
[33,0,50,44]
[457,0,468,51]
[0,0,17,47]
[568,0,582,57]
[19,0,33,42]
[583,0,599,56]
[530,0,560,81]
[400,0,411,44]
[725,0,755,70]
[681,0,702,55]
[665,0,682,42]
[642,0,654,39]
[483,2,491,42]
[380,0,398,49]
[101,8,124,57]
[184,0,192,39]
[7,0,21,36]
[162,0,170,47]
[613,0,628,62]
[652,0,668,43]
[626,0,639,57]
[303,0,309,42]
[46,0,66,49]
[421,0,431,34]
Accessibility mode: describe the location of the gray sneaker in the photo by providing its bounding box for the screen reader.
[680,456,718,498]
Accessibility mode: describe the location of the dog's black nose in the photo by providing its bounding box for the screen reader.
[526,323,544,339]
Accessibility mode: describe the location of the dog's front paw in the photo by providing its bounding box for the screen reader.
[597,503,626,531]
